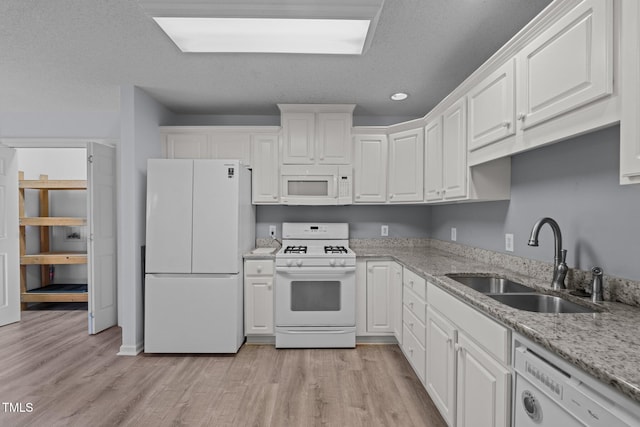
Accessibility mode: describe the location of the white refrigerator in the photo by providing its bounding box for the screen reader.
[144,159,255,353]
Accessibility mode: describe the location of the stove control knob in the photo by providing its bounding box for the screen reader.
[296,260,303,267]
[330,259,336,266]
[340,260,346,266]
[286,259,293,267]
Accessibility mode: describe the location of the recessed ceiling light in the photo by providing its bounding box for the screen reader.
[390,92,409,101]
[153,17,370,54]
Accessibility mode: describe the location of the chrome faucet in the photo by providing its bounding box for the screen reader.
[527,217,568,290]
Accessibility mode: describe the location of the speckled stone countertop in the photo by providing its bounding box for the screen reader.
[353,245,640,405]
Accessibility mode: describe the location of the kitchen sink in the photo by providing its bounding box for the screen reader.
[446,274,534,294]
[488,294,596,314]
[446,274,597,313]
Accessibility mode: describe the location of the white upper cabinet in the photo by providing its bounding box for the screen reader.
[209,132,251,165]
[279,105,354,165]
[164,133,209,159]
[467,59,516,152]
[251,133,280,204]
[281,112,316,164]
[442,98,468,200]
[516,0,613,130]
[424,118,444,202]
[353,134,388,203]
[317,113,352,164]
[388,128,424,202]
[620,0,640,185]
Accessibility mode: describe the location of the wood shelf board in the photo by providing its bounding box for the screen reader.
[19,180,87,190]
[21,253,87,265]
[21,292,88,303]
[20,217,87,226]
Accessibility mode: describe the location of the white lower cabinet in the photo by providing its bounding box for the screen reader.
[366,261,394,333]
[426,306,457,426]
[426,282,511,427]
[244,259,274,335]
[456,331,510,427]
[356,260,403,338]
[400,267,427,382]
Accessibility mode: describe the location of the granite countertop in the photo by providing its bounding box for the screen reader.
[243,247,278,259]
[353,245,640,405]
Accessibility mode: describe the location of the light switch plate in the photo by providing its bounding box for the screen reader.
[381,225,389,236]
[505,233,514,252]
[451,227,457,242]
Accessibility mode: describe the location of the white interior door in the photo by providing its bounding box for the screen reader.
[87,142,117,334]
[0,147,19,327]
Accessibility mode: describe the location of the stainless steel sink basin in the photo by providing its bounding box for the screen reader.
[488,294,595,313]
[446,275,534,294]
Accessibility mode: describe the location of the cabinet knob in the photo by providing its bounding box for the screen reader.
[447,337,453,345]
[409,302,414,309]
[390,194,394,199]
[267,285,272,291]
[518,113,526,121]
[503,121,511,129]
[454,343,461,352]
[409,322,414,329]
[356,195,361,199]
[273,195,278,199]
[257,266,262,273]
[409,280,414,287]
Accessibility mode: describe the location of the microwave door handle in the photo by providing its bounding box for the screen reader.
[334,175,338,198]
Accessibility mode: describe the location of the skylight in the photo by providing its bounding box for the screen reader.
[154,17,371,54]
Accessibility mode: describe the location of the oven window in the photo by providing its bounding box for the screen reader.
[287,180,329,196]
[291,281,341,311]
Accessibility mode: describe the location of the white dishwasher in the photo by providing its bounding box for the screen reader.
[513,334,640,427]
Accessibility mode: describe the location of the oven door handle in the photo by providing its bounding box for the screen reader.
[276,266,355,275]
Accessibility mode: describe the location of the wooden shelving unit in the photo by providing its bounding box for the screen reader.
[19,172,88,309]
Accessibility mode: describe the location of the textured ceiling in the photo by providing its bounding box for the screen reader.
[0,0,553,117]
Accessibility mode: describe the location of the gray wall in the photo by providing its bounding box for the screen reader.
[257,205,430,239]
[168,114,420,127]
[118,85,174,354]
[0,111,120,138]
[430,125,640,281]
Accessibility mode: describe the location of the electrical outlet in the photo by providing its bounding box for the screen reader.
[381,225,389,236]
[505,233,514,252]
[451,227,457,242]
[269,225,276,239]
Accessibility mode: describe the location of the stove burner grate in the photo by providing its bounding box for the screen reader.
[284,245,307,254]
[324,246,348,254]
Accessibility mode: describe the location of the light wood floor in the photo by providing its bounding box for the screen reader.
[0,311,446,427]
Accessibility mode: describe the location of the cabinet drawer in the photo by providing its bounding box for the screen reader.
[402,324,426,382]
[403,268,426,299]
[403,286,426,324]
[244,260,274,276]
[403,305,426,347]
[428,282,510,365]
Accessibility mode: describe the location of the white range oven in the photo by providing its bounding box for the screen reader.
[275,222,356,348]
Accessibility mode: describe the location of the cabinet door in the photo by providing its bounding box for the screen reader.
[353,135,387,203]
[517,0,613,130]
[388,128,424,202]
[282,113,315,164]
[424,118,443,202]
[366,261,393,333]
[456,332,510,427]
[620,0,640,185]
[317,113,351,164]
[390,262,403,345]
[426,307,457,427]
[210,133,251,166]
[164,133,209,159]
[442,99,467,200]
[244,276,274,335]
[251,134,280,204]
[467,59,515,152]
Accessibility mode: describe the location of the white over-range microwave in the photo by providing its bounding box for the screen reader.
[280,165,352,205]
